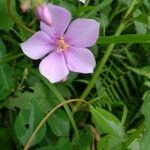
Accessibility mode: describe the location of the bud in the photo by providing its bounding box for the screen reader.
[36,4,52,26]
[20,0,31,13]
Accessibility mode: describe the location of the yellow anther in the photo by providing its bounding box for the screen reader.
[57,37,69,52]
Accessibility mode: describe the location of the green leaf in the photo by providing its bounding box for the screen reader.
[7,76,57,112]
[0,39,14,101]
[0,0,14,30]
[28,68,78,137]
[128,66,150,79]
[0,127,12,150]
[47,110,70,137]
[15,100,46,146]
[36,138,73,150]
[90,106,124,139]
[0,64,14,101]
[134,13,149,25]
[72,127,93,150]
[141,91,150,150]
[128,139,140,150]
[133,9,148,34]
[0,39,6,58]
[97,135,127,150]
[98,34,150,44]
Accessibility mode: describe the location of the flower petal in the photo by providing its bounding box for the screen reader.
[39,52,69,83]
[40,4,71,36]
[65,19,100,47]
[21,31,54,60]
[65,46,96,73]
[40,22,57,40]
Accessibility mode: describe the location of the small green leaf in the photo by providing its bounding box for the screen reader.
[90,106,124,139]
[15,100,46,146]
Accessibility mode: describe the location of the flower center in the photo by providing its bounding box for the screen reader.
[57,37,69,52]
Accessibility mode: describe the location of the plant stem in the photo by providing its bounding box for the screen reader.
[24,99,88,150]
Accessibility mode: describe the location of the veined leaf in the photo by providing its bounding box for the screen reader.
[128,66,150,79]
[15,100,46,146]
[90,106,124,139]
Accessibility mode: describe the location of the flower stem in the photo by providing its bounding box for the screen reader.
[73,0,138,111]
[24,99,88,150]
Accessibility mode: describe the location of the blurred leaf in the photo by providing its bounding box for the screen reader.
[0,64,14,101]
[119,0,131,5]
[134,13,149,24]
[59,1,76,14]
[128,139,140,150]
[128,66,150,79]
[0,127,12,150]
[0,39,6,58]
[133,9,147,34]
[144,80,150,88]
[72,126,93,150]
[7,76,57,112]
[98,35,150,44]
[0,39,14,101]
[90,106,124,139]
[36,138,73,150]
[0,0,14,30]
[74,6,95,16]
[84,0,112,17]
[56,84,71,98]
[97,135,127,150]
[141,91,150,150]
[15,100,46,146]
[48,110,70,137]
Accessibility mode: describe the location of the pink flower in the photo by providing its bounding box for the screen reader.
[36,4,52,25]
[21,4,100,83]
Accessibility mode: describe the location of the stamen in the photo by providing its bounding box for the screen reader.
[57,37,69,52]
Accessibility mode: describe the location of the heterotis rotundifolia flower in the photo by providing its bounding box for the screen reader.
[21,4,100,83]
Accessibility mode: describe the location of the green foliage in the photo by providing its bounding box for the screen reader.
[0,0,14,30]
[47,110,70,136]
[141,91,150,150]
[90,106,124,139]
[0,0,150,149]
[15,100,46,146]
